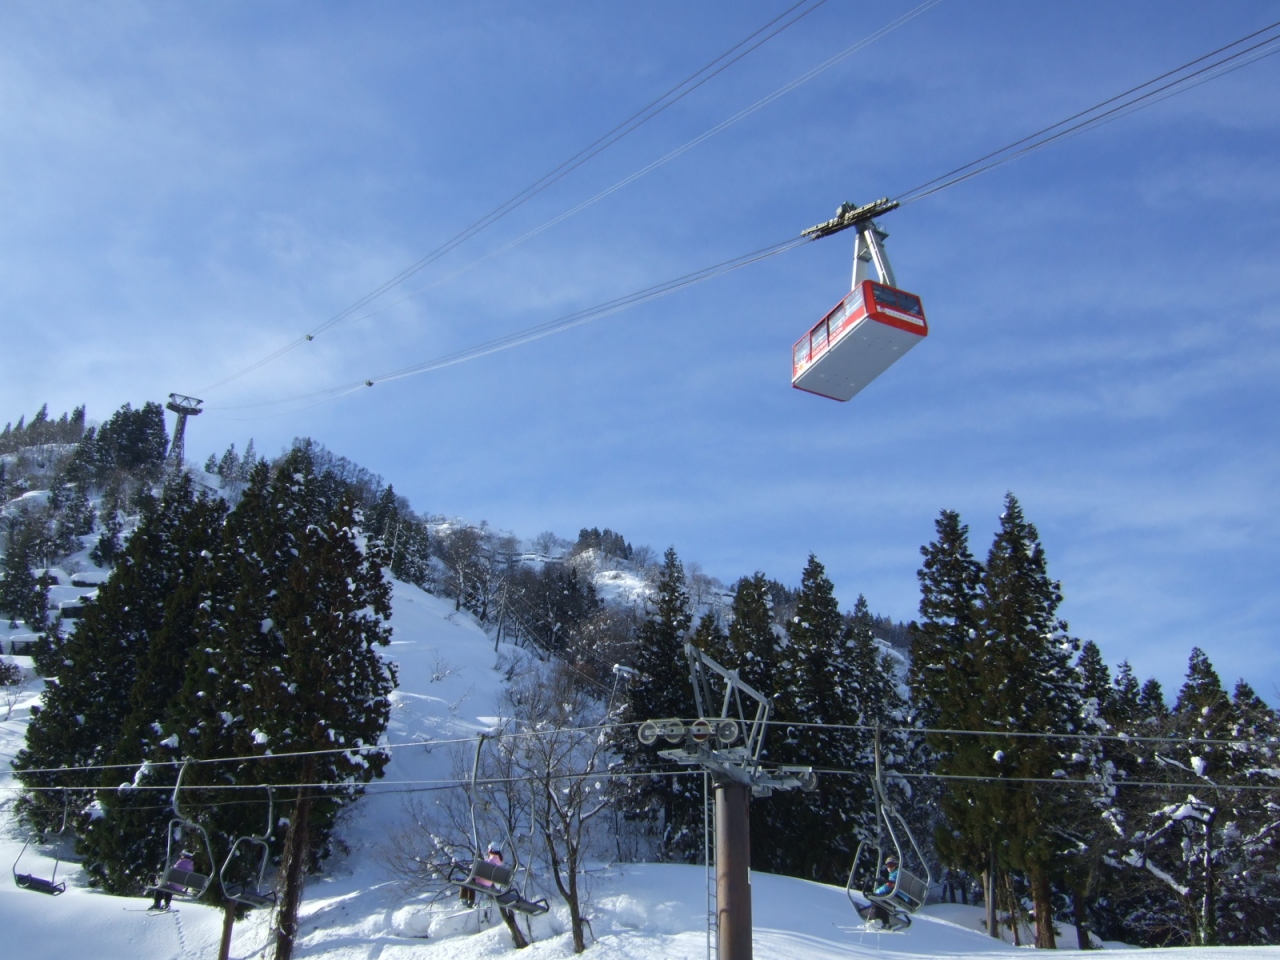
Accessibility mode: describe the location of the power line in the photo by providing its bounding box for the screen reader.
[196,0,835,394]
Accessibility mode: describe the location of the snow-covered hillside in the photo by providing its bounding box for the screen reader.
[3,577,1278,960]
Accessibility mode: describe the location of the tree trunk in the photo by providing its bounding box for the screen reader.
[218,900,238,960]
[984,846,999,939]
[1200,819,1216,946]
[1072,890,1090,949]
[1029,864,1055,949]
[1004,871,1021,946]
[274,761,315,960]
[499,908,529,949]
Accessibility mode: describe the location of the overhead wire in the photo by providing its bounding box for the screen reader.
[894,18,1280,205]
[207,17,1280,418]
[286,0,947,339]
[210,235,810,414]
[8,717,1276,780]
[196,0,834,394]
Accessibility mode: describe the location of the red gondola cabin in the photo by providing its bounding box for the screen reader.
[792,280,927,401]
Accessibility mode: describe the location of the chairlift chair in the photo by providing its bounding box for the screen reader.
[144,761,216,904]
[12,795,72,895]
[219,786,277,908]
[452,857,549,916]
[846,726,932,931]
[449,734,549,916]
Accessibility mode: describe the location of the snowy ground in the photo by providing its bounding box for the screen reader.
[4,577,1280,959]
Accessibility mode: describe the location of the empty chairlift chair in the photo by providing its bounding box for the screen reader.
[219,786,277,908]
[12,798,72,896]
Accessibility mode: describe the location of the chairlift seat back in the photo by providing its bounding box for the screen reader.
[465,858,514,888]
[154,866,209,895]
[892,868,928,909]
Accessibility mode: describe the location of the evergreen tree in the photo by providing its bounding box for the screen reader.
[14,474,222,832]
[908,509,992,901]
[2,534,47,629]
[975,493,1081,948]
[725,572,778,699]
[1109,660,1142,727]
[614,547,698,860]
[1078,640,1112,712]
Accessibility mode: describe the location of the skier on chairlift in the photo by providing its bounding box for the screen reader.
[865,855,900,928]
[150,850,195,911]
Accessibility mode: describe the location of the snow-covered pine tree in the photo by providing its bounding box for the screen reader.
[14,474,222,834]
[974,493,1081,948]
[613,547,699,861]
[204,449,395,960]
[908,509,997,921]
[725,572,778,699]
[755,556,869,882]
[1112,648,1280,946]
[0,531,47,630]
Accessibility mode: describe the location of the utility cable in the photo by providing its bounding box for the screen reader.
[196,0,833,394]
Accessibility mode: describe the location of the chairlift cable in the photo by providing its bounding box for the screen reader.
[195,0,834,394]
[9,716,1276,782]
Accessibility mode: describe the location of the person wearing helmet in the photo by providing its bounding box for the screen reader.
[861,855,900,928]
[874,856,899,897]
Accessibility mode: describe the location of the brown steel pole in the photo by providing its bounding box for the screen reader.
[716,780,752,960]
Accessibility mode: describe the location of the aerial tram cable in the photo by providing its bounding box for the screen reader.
[893,17,1280,205]
[196,0,835,394]
[275,0,947,344]
[206,15,1280,417]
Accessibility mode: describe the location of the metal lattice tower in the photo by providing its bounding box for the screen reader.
[165,394,203,470]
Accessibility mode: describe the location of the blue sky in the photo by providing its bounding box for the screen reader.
[3,1,1278,702]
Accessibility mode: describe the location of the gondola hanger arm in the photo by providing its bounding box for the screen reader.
[801,197,899,241]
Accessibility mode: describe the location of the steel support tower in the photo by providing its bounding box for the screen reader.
[165,393,203,471]
[637,645,817,960]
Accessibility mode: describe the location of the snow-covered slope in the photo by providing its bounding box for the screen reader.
[4,578,1280,959]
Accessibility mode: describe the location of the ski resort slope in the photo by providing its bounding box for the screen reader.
[4,577,1280,960]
